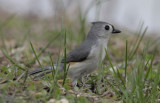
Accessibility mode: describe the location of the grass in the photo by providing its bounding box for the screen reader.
[105,29,159,103]
[0,2,160,103]
[0,18,160,103]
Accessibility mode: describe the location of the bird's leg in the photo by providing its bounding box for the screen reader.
[79,76,92,92]
[72,79,77,87]
[72,78,82,92]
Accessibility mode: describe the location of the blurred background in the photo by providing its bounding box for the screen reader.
[0,0,160,35]
[0,1,160,102]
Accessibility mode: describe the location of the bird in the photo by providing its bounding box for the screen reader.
[29,21,121,86]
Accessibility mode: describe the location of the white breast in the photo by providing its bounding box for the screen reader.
[88,38,108,62]
[67,38,109,80]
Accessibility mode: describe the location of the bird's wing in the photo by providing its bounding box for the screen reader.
[61,41,91,63]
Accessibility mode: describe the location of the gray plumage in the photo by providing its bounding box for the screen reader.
[61,37,96,63]
[29,21,121,86]
[61,21,112,63]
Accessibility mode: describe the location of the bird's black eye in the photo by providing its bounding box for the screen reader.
[105,25,110,30]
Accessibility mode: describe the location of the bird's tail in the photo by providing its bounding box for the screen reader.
[28,65,58,79]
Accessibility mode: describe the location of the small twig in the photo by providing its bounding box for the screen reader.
[16,72,25,82]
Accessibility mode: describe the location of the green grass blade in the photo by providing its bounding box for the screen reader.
[129,27,148,60]
[30,41,48,80]
[0,48,26,71]
[144,49,156,81]
[125,40,128,83]
[25,33,61,67]
[48,52,55,79]
[62,29,68,86]
[105,49,126,88]
[0,31,7,53]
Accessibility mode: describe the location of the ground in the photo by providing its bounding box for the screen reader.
[0,16,160,103]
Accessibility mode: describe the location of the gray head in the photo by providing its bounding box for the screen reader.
[87,21,121,39]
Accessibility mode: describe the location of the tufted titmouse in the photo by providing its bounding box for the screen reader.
[29,21,121,86]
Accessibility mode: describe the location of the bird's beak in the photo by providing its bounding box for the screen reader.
[112,28,121,34]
